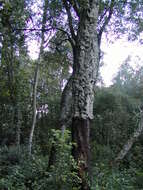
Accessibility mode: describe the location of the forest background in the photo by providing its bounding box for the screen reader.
[0,0,143,189]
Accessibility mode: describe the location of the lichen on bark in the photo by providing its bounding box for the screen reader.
[72,2,99,120]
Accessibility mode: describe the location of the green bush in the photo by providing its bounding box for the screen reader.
[0,130,79,190]
[47,129,80,190]
[91,163,135,190]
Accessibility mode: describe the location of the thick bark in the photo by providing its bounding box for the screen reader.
[61,1,115,189]
[71,1,99,189]
[115,113,143,162]
[72,118,90,190]
[28,0,48,156]
[72,4,99,120]
[60,0,115,133]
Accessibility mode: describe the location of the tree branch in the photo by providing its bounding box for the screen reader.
[12,26,74,48]
[67,0,80,18]
[98,8,109,26]
[55,27,75,48]
[62,0,76,42]
[98,0,115,39]
[12,27,52,31]
[115,112,143,162]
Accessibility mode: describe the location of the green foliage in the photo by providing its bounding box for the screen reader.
[91,61,143,189]
[134,170,143,189]
[0,130,79,190]
[0,154,50,190]
[0,1,143,190]
[92,87,139,156]
[48,129,80,190]
[91,163,135,190]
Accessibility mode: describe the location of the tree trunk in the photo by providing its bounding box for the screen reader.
[48,76,73,168]
[15,102,22,148]
[28,60,39,155]
[71,2,99,189]
[28,0,48,156]
[72,118,90,190]
[115,113,143,162]
[60,75,73,134]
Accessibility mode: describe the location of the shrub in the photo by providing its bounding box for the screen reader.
[0,130,80,190]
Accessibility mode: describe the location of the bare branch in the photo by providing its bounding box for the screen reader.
[62,0,76,41]
[115,112,143,162]
[12,27,52,31]
[67,0,80,17]
[98,0,115,40]
[98,8,109,26]
[12,26,74,48]
[55,27,74,47]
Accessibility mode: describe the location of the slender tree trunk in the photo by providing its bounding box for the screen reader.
[60,75,73,133]
[28,60,39,155]
[28,0,48,156]
[15,102,22,148]
[48,76,73,168]
[115,113,143,162]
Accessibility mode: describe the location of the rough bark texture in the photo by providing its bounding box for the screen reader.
[72,2,99,120]
[71,1,99,189]
[60,0,115,133]
[72,118,90,190]
[115,113,143,162]
[57,1,114,188]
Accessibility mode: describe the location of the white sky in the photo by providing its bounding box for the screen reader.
[28,37,143,87]
[28,40,40,60]
[100,37,143,86]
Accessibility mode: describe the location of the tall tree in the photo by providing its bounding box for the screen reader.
[59,1,116,189]
[28,0,49,155]
[60,0,115,131]
[40,0,143,188]
[0,0,29,146]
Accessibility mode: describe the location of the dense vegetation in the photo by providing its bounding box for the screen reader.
[0,0,143,189]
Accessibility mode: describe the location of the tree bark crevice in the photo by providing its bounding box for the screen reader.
[72,117,90,190]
